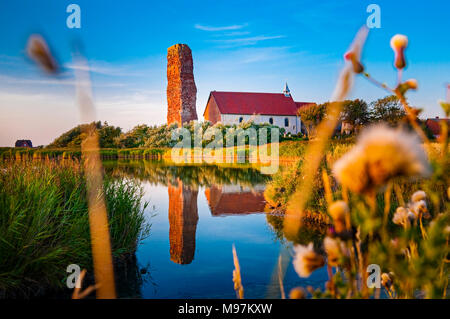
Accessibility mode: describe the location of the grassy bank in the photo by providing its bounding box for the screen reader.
[0,147,166,161]
[0,160,150,297]
[264,141,446,209]
[0,140,342,162]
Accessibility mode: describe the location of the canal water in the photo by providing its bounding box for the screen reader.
[103,160,328,298]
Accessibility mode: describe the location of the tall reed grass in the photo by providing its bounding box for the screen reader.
[0,160,150,297]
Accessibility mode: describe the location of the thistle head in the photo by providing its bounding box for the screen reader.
[323,236,348,267]
[328,201,350,233]
[333,125,431,194]
[390,34,408,70]
[293,243,325,278]
[289,287,306,299]
[393,207,409,226]
[411,190,426,203]
[26,35,58,74]
[344,50,364,74]
[381,272,394,290]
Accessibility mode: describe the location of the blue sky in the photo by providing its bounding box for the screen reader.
[0,0,449,146]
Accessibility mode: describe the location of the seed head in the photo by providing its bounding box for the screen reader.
[333,125,431,194]
[26,35,58,73]
[390,34,408,70]
[293,243,325,278]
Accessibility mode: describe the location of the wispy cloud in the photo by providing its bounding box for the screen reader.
[63,61,150,77]
[223,31,251,37]
[0,73,126,89]
[194,23,248,31]
[211,35,285,47]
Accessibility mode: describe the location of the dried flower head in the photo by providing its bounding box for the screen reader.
[407,210,418,222]
[289,287,306,299]
[333,125,431,194]
[390,34,408,50]
[344,51,364,74]
[397,79,418,95]
[328,201,350,233]
[445,226,450,235]
[26,35,58,73]
[323,236,348,267]
[411,190,426,203]
[404,79,418,90]
[332,26,368,101]
[390,34,408,69]
[343,26,368,74]
[381,272,394,290]
[393,207,409,226]
[410,199,430,219]
[293,243,325,278]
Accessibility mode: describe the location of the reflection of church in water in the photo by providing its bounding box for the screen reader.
[167,181,266,265]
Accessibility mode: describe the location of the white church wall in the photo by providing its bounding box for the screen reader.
[221,114,301,135]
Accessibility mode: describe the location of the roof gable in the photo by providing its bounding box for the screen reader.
[209,91,310,116]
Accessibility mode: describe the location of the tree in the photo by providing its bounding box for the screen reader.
[47,121,121,148]
[115,124,151,148]
[340,99,370,134]
[370,95,406,125]
[297,103,327,137]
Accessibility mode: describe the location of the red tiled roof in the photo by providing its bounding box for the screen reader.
[208,91,313,116]
[205,186,267,216]
[295,102,314,109]
[426,118,450,136]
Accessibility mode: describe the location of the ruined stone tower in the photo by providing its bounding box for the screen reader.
[166,44,198,126]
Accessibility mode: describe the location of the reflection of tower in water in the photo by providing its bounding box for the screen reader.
[168,179,199,264]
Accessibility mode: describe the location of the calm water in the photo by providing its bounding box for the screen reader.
[103,160,328,299]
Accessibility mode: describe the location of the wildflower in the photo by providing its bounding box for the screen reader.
[411,190,426,203]
[390,238,400,249]
[26,35,58,73]
[407,210,418,222]
[332,26,368,101]
[392,207,409,226]
[293,243,325,278]
[410,199,431,219]
[445,226,450,235]
[404,79,418,90]
[323,237,348,267]
[381,272,394,290]
[289,287,306,299]
[328,201,350,233]
[390,34,408,69]
[333,125,431,194]
[344,51,364,74]
[344,26,368,74]
[397,79,418,95]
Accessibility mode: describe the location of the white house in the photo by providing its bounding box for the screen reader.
[203,84,314,134]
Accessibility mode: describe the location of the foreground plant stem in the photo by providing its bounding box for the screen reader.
[75,53,116,299]
[82,125,117,298]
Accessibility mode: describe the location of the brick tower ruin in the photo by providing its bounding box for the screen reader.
[166,44,198,126]
[168,179,199,264]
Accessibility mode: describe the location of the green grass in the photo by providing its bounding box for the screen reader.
[0,160,150,297]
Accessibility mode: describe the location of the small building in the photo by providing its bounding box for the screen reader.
[15,140,33,148]
[425,117,450,138]
[203,84,314,135]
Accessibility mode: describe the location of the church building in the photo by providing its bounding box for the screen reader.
[203,83,314,134]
